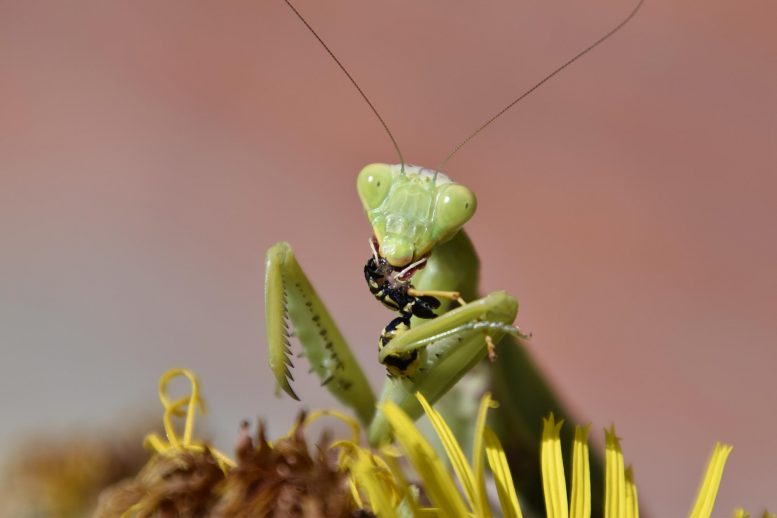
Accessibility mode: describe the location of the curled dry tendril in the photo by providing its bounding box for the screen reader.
[142,368,236,472]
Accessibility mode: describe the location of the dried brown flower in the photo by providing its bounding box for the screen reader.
[95,416,371,518]
[94,448,224,517]
[212,417,360,518]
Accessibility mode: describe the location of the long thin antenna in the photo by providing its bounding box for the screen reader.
[282,0,405,170]
[436,0,645,172]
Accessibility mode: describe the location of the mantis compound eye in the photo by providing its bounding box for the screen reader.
[357,163,394,211]
[433,184,477,237]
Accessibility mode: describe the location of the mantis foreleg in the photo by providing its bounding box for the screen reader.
[368,289,518,445]
[265,242,376,425]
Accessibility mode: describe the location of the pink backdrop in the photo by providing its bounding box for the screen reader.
[1,1,775,514]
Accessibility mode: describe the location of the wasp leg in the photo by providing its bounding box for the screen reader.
[405,294,441,319]
[408,288,466,307]
[485,334,496,362]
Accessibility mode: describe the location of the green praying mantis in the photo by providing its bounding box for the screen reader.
[265,0,644,483]
[267,163,526,445]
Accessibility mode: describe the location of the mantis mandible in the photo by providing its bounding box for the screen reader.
[265,0,645,449]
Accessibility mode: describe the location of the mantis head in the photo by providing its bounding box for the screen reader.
[357,163,477,267]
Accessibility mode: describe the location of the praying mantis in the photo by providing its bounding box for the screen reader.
[267,163,525,445]
[265,0,644,510]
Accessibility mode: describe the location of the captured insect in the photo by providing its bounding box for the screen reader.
[266,0,645,447]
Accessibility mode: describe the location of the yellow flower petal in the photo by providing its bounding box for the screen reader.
[732,509,749,518]
[303,409,362,444]
[381,401,470,517]
[542,414,569,518]
[625,466,639,518]
[144,368,235,471]
[381,454,424,517]
[688,442,733,518]
[483,426,524,518]
[417,392,481,514]
[351,449,398,518]
[605,426,626,518]
[158,368,204,447]
[569,425,591,518]
[473,393,498,518]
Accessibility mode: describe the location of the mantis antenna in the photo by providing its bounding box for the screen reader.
[282,0,645,174]
[282,0,406,173]
[436,0,646,172]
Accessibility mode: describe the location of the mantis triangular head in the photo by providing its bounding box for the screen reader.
[357,163,477,267]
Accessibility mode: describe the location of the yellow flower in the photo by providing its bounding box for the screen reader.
[376,392,752,518]
[96,369,769,518]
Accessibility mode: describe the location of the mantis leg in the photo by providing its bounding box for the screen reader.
[368,290,518,445]
[378,291,518,361]
[265,242,376,425]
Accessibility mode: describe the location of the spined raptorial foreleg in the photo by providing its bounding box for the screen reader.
[265,242,375,425]
[377,291,519,362]
[368,290,519,445]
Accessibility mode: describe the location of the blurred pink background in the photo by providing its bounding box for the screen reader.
[1,0,775,514]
